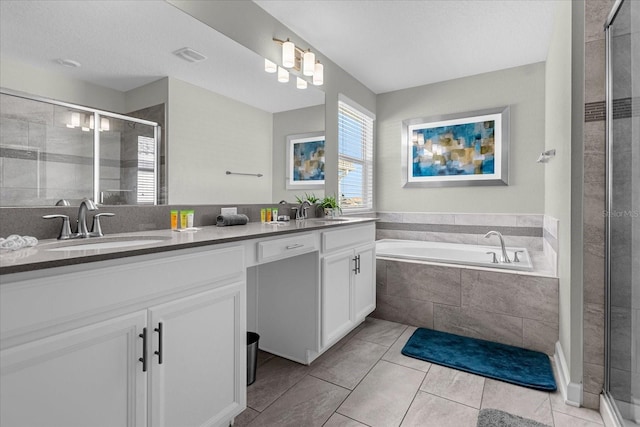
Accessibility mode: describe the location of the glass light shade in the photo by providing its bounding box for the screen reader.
[264,58,277,73]
[277,66,289,83]
[302,51,315,76]
[296,77,307,89]
[68,111,80,128]
[100,117,110,132]
[313,62,324,86]
[282,40,295,68]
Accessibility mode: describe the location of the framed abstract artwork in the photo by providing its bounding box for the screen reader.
[286,131,325,189]
[401,106,510,187]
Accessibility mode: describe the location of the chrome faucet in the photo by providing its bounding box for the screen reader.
[296,200,312,220]
[484,230,511,263]
[77,198,98,238]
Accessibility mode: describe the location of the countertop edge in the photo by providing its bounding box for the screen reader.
[0,218,378,275]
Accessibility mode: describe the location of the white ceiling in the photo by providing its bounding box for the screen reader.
[254,0,558,94]
[0,0,324,113]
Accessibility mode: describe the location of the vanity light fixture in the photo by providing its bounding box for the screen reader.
[66,112,81,128]
[267,37,324,88]
[277,66,289,83]
[265,58,277,73]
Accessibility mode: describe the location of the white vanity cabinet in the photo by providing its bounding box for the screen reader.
[0,245,246,427]
[320,224,376,348]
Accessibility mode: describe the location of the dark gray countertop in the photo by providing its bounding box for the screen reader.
[0,218,378,275]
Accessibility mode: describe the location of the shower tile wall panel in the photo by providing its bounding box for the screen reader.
[581,0,615,409]
[372,259,559,355]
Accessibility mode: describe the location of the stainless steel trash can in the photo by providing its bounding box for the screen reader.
[247,332,260,386]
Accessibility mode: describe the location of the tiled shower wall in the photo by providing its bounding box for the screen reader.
[582,0,615,410]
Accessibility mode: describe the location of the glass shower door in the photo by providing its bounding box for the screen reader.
[605,0,639,425]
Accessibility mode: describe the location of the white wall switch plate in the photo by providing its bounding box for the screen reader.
[221,207,237,215]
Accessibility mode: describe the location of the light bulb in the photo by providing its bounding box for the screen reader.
[282,40,295,68]
[264,58,277,73]
[303,50,315,76]
[313,62,324,86]
[100,117,110,132]
[297,77,307,89]
[278,66,289,83]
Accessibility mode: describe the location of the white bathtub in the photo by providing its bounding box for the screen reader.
[376,239,533,271]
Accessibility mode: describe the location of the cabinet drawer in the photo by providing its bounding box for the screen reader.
[1,245,245,345]
[322,224,375,253]
[257,233,316,263]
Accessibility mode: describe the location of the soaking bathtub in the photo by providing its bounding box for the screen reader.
[376,239,533,271]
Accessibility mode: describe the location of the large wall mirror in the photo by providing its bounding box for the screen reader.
[0,1,325,207]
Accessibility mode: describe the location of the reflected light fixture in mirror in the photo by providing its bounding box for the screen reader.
[267,37,323,88]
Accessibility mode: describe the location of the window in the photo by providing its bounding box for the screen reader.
[137,135,156,204]
[338,96,375,211]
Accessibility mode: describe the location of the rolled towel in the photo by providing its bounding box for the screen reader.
[216,214,249,227]
[0,235,38,251]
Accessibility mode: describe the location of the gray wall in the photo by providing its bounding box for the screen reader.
[272,104,325,203]
[376,62,546,213]
[544,0,581,404]
[167,77,273,204]
[168,0,377,201]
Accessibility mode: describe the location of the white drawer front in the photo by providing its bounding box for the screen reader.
[1,245,244,344]
[322,224,375,253]
[257,233,317,263]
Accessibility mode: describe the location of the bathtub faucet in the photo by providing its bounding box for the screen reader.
[484,231,511,263]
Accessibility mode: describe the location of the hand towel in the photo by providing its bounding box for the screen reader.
[216,214,249,227]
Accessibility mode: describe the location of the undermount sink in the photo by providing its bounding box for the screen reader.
[46,236,171,252]
[309,217,351,222]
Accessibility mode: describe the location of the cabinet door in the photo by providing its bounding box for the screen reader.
[0,311,147,427]
[321,250,355,347]
[148,281,245,427]
[353,243,376,322]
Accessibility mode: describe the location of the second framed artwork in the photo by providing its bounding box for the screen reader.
[401,106,510,187]
[286,131,325,189]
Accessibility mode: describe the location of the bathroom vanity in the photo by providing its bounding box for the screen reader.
[0,219,376,427]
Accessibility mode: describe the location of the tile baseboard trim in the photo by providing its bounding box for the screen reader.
[554,341,582,407]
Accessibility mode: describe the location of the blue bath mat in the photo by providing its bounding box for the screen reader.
[401,328,556,391]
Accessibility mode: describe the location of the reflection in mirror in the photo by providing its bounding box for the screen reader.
[0,0,324,207]
[0,91,160,207]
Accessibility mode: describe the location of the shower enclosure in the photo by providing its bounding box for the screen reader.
[0,90,161,206]
[604,0,639,425]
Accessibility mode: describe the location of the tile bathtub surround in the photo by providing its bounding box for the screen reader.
[376,212,545,253]
[0,203,309,240]
[373,259,559,355]
[235,317,604,427]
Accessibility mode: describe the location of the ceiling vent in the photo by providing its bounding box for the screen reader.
[173,47,207,63]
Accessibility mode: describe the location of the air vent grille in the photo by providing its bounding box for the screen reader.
[173,47,207,63]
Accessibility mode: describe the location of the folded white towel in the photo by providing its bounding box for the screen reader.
[0,235,38,251]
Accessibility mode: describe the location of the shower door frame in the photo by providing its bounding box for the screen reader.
[0,88,161,206]
[603,0,634,424]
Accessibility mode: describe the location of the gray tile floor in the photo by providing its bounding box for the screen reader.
[236,318,605,427]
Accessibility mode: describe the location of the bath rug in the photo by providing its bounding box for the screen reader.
[476,408,551,427]
[401,328,557,391]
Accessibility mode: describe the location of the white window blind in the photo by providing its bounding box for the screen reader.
[338,98,374,211]
[137,135,156,204]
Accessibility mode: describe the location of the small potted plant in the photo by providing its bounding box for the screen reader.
[319,195,342,218]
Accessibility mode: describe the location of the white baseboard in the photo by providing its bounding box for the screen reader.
[554,341,582,407]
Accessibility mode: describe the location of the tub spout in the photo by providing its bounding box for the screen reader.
[484,231,511,263]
